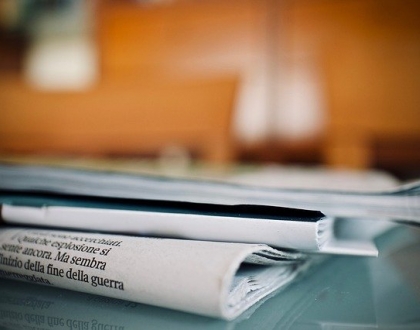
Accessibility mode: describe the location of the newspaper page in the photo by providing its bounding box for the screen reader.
[0,227,307,320]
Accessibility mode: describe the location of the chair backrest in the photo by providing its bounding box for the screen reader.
[0,76,238,163]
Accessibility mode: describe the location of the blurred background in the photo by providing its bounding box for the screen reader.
[1,0,420,180]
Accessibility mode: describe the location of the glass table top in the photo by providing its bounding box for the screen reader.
[0,225,419,330]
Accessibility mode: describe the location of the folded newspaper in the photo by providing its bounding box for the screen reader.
[0,163,410,319]
[0,227,308,320]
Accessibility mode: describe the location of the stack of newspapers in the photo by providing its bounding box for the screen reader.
[0,163,419,319]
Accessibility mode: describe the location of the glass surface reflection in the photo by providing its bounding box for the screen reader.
[0,225,419,330]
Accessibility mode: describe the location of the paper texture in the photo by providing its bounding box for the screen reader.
[0,227,306,320]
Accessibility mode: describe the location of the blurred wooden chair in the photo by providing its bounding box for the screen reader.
[1,0,243,163]
[321,0,420,169]
[0,76,238,163]
[282,0,420,169]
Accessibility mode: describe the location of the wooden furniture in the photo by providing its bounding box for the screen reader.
[0,0,268,163]
[2,0,419,170]
[282,0,420,169]
[1,1,255,162]
[0,76,237,162]
[98,0,268,81]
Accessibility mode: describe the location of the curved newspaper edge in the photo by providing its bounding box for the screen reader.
[315,217,334,250]
[220,248,308,320]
